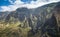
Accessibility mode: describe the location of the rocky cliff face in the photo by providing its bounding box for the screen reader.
[0,2,59,37]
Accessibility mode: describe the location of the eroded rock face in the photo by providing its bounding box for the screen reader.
[41,2,60,37]
[41,14,58,37]
[53,5,60,27]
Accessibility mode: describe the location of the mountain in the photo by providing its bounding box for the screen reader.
[0,2,60,37]
[5,2,57,29]
[0,12,9,20]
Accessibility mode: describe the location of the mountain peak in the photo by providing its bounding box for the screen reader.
[16,7,29,12]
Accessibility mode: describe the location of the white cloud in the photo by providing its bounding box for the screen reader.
[0,0,60,12]
[9,0,14,4]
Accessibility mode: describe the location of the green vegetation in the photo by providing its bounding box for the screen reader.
[0,17,31,37]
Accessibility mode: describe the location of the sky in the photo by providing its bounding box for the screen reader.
[0,0,60,12]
